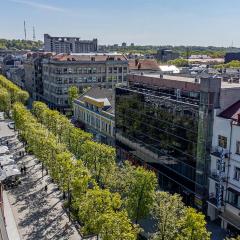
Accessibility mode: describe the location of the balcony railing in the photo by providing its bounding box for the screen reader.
[211,146,229,158]
[207,195,225,209]
[209,170,228,182]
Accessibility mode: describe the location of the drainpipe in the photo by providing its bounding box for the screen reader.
[223,120,233,213]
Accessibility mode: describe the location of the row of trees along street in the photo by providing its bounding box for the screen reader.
[0,74,211,240]
[0,75,29,114]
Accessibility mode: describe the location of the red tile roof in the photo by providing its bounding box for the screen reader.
[219,100,240,120]
[128,59,160,71]
[52,54,127,62]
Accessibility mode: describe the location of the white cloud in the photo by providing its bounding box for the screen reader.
[9,0,66,12]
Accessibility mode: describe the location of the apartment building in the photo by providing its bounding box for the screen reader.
[44,34,98,54]
[24,52,54,100]
[73,87,115,146]
[208,101,240,234]
[42,53,128,110]
[115,73,240,211]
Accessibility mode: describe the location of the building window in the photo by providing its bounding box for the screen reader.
[228,190,240,209]
[234,167,240,181]
[218,135,227,149]
[236,141,240,154]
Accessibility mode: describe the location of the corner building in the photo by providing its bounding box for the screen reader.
[115,73,240,210]
[42,53,128,111]
[208,101,240,233]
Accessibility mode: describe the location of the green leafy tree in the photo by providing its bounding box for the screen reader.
[78,188,122,235]
[0,87,11,115]
[99,210,139,240]
[110,162,157,223]
[167,58,188,67]
[80,140,116,187]
[215,60,240,69]
[151,192,210,240]
[151,191,185,240]
[177,208,210,240]
[68,86,79,107]
[0,75,29,104]
[226,237,240,240]
[0,39,43,50]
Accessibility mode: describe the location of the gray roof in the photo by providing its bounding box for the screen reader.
[78,87,115,114]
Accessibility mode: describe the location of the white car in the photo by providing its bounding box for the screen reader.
[8,122,15,129]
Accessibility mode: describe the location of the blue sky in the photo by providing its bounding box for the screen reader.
[1,0,240,46]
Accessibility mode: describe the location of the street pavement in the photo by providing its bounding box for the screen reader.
[3,191,20,240]
[0,120,85,240]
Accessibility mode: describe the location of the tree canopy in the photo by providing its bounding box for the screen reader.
[214,60,240,69]
[68,85,79,107]
[0,39,43,50]
[151,191,210,240]
[167,58,188,67]
[0,75,29,104]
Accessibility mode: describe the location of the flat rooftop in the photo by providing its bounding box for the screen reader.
[130,73,240,89]
[143,74,195,83]
[52,53,128,62]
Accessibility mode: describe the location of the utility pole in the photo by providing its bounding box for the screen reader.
[33,26,36,41]
[24,20,27,40]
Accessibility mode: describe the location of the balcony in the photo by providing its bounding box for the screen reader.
[207,194,224,209]
[211,146,229,158]
[209,170,228,182]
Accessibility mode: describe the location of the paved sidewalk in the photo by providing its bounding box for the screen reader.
[0,120,82,240]
[7,153,82,240]
[3,191,21,240]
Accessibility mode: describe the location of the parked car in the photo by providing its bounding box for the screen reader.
[8,122,15,129]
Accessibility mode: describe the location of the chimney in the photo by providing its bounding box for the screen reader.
[135,59,139,66]
[138,62,141,70]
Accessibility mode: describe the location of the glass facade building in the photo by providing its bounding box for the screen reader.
[115,75,221,210]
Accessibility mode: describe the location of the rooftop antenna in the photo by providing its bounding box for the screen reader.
[24,20,27,40]
[33,26,36,41]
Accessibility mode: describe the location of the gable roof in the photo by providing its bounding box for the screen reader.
[219,100,240,120]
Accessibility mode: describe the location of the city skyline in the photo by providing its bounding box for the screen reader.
[1,0,240,47]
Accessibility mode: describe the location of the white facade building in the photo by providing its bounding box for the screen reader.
[208,100,240,234]
[73,87,115,146]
